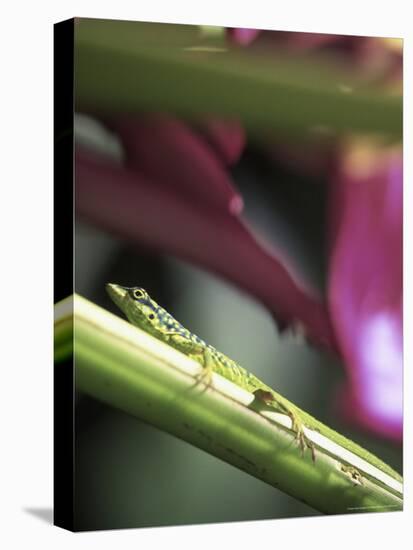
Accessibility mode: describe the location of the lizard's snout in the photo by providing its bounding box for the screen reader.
[106,283,127,307]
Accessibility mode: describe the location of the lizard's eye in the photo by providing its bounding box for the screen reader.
[148,313,155,320]
[133,289,144,300]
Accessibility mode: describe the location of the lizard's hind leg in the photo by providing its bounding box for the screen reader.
[253,389,316,462]
[289,412,316,462]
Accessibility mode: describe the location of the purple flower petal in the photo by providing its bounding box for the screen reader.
[328,148,402,441]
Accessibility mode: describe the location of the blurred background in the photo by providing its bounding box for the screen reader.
[72,19,402,530]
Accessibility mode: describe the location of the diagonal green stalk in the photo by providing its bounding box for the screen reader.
[55,294,402,514]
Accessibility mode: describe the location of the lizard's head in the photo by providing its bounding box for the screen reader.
[106,283,163,335]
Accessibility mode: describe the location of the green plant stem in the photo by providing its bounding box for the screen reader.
[74,19,402,139]
[54,295,73,362]
[54,294,402,514]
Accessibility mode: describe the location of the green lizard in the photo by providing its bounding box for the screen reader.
[106,283,402,483]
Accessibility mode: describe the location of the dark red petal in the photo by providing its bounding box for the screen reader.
[76,147,336,351]
[197,117,246,166]
[108,115,244,215]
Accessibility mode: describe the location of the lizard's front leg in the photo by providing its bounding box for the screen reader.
[166,332,214,388]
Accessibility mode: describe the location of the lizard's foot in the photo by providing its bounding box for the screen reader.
[192,350,214,392]
[288,412,316,462]
[253,389,316,462]
[192,347,215,391]
[194,365,213,388]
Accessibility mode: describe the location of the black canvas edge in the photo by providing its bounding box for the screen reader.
[53,18,75,532]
